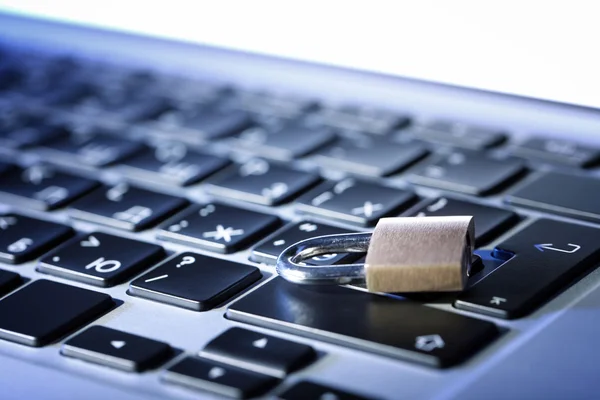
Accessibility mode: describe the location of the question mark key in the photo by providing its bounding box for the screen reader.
[129,252,262,311]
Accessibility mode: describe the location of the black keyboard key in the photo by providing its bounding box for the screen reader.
[0,270,22,297]
[68,183,188,231]
[0,279,114,346]
[61,325,174,372]
[296,179,417,226]
[200,327,316,378]
[314,135,428,177]
[0,214,74,264]
[119,142,229,186]
[455,219,600,319]
[278,381,375,400]
[157,204,280,253]
[0,165,99,210]
[206,159,320,206]
[313,105,411,135]
[39,133,145,167]
[233,124,336,161]
[408,151,525,195]
[0,108,66,149]
[251,221,358,265]
[38,232,165,287]
[227,278,499,368]
[129,252,261,311]
[231,91,318,119]
[505,172,600,223]
[407,198,519,246]
[163,356,280,399]
[173,107,254,141]
[409,120,506,149]
[512,137,600,168]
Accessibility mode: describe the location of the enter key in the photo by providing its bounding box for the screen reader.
[455,219,600,319]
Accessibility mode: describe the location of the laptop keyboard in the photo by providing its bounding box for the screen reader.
[1,45,600,399]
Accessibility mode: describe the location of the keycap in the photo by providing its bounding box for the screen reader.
[278,381,375,400]
[170,107,254,141]
[0,108,67,148]
[206,159,320,206]
[409,120,506,149]
[0,214,74,264]
[251,221,359,265]
[1,123,68,149]
[38,232,165,287]
[408,151,526,195]
[455,219,600,319]
[314,135,428,177]
[200,327,316,378]
[68,183,188,231]
[38,133,145,167]
[0,279,115,346]
[227,278,499,368]
[61,325,175,372]
[296,179,417,226]
[0,269,22,297]
[512,136,600,168]
[230,91,318,119]
[0,164,99,210]
[408,197,519,246]
[118,142,229,186]
[313,105,411,135]
[162,356,280,399]
[129,252,261,311]
[505,172,600,223]
[233,123,336,161]
[158,204,280,253]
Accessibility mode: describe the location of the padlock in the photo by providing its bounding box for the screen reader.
[275,215,474,293]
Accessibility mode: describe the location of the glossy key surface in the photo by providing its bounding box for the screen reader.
[407,197,519,246]
[0,214,74,264]
[0,164,99,210]
[314,135,428,177]
[61,325,175,372]
[512,137,600,168]
[408,151,525,195]
[0,279,115,346]
[296,179,417,226]
[157,204,280,253]
[227,278,499,368]
[206,159,320,206]
[163,356,280,399]
[250,221,359,265]
[38,232,165,287]
[505,172,600,223]
[129,252,261,311]
[278,381,376,400]
[200,327,316,378]
[455,219,600,319]
[68,183,188,231]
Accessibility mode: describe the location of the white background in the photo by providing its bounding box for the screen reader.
[1,1,599,109]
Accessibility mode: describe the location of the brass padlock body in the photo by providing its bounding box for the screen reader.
[364,216,474,293]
